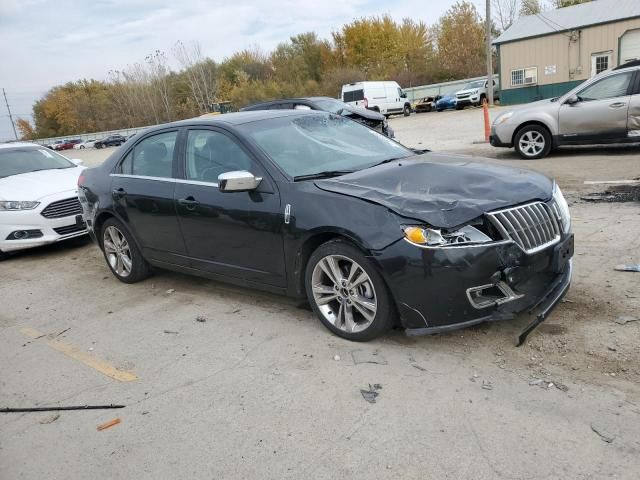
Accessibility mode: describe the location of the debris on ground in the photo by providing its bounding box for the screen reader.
[614,264,640,273]
[1,404,125,413]
[333,354,341,361]
[581,184,640,203]
[360,384,382,404]
[165,289,175,294]
[39,413,60,424]
[590,422,615,443]
[412,364,427,372]
[613,315,640,325]
[163,330,178,335]
[351,349,388,365]
[481,380,493,390]
[226,309,241,314]
[195,316,207,323]
[96,418,121,431]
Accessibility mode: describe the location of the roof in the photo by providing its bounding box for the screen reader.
[173,109,319,127]
[494,0,640,45]
[240,97,335,111]
[0,142,39,150]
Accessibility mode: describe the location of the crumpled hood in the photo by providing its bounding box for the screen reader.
[0,166,84,201]
[314,153,553,228]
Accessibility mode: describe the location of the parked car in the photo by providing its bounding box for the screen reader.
[341,81,412,117]
[53,139,82,151]
[456,79,500,109]
[79,110,573,343]
[413,96,437,113]
[241,96,394,138]
[491,61,640,159]
[0,143,87,259]
[94,134,126,149]
[435,92,458,111]
[74,139,96,149]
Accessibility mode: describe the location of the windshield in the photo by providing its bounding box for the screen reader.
[243,113,412,178]
[463,80,484,90]
[0,147,74,178]
[314,99,349,114]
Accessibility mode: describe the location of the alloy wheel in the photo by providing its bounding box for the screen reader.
[518,131,546,157]
[311,255,377,333]
[103,226,133,277]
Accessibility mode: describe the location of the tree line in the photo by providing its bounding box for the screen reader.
[17,0,592,139]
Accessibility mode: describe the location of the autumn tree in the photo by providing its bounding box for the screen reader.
[520,0,542,15]
[16,118,36,139]
[550,0,592,7]
[435,1,486,80]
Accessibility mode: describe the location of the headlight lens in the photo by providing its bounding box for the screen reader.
[552,184,571,233]
[0,201,40,211]
[493,111,513,126]
[403,225,493,247]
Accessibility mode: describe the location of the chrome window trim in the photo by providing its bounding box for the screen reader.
[109,173,219,187]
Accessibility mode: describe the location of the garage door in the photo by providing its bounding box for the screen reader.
[620,29,640,64]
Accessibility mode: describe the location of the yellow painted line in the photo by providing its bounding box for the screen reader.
[20,327,137,382]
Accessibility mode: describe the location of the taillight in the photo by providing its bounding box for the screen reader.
[364,97,368,108]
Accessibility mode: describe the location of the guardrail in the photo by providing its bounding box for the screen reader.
[31,126,152,146]
[403,74,500,102]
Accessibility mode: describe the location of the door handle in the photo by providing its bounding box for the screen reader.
[178,196,199,210]
[112,188,126,199]
[609,102,627,108]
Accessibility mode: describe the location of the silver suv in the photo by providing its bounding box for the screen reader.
[490,61,640,159]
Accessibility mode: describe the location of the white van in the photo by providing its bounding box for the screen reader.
[341,81,412,117]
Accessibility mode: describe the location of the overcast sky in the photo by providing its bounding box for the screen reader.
[0,0,483,141]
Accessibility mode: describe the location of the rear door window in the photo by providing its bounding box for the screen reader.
[343,89,364,102]
[120,131,177,178]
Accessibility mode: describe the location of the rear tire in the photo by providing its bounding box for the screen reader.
[514,125,552,159]
[100,218,151,283]
[305,240,395,341]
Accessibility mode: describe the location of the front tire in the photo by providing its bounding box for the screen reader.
[403,104,411,116]
[305,240,394,341]
[100,218,151,283]
[80,145,85,149]
[514,125,552,159]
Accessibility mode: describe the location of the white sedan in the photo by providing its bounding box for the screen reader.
[0,143,87,259]
[74,139,96,149]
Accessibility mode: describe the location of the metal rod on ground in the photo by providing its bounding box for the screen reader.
[485,0,494,106]
[2,88,19,140]
[1,405,126,413]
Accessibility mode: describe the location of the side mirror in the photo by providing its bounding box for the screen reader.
[565,95,580,105]
[218,171,262,192]
[70,159,84,166]
[400,92,407,99]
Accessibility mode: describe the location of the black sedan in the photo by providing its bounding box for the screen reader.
[241,96,394,138]
[78,110,573,343]
[95,134,126,149]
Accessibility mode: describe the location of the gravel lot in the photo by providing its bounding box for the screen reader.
[2,109,640,479]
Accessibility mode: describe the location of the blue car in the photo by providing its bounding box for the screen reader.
[435,92,458,112]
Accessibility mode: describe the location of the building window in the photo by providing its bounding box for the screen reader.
[511,67,537,87]
[591,51,613,77]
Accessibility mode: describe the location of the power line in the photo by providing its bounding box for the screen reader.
[2,88,18,140]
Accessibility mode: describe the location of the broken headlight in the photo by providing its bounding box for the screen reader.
[403,225,493,247]
[552,183,571,234]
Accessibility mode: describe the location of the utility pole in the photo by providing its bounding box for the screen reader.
[485,0,494,106]
[2,88,18,140]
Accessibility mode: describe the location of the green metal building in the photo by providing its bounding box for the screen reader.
[494,0,640,105]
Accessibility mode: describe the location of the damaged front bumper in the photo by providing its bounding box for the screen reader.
[374,233,574,344]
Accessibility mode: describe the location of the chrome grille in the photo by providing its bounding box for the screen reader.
[41,197,82,219]
[487,202,560,254]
